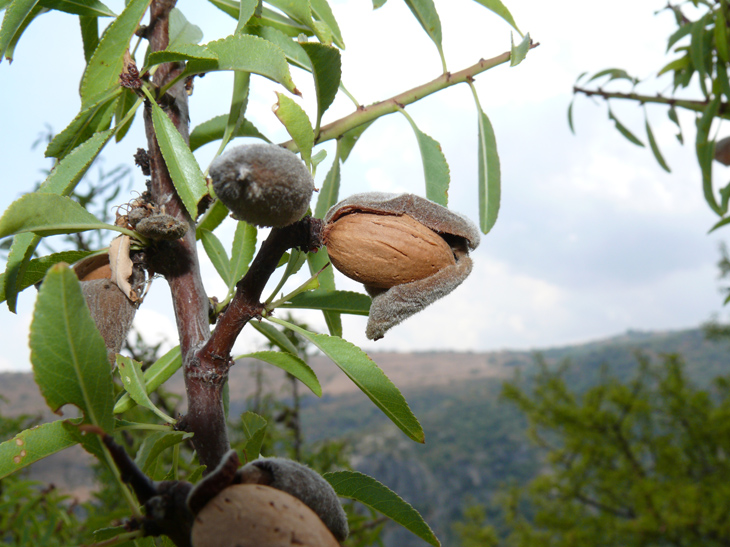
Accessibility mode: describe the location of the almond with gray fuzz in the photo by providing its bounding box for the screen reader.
[324,192,480,340]
[209,143,314,227]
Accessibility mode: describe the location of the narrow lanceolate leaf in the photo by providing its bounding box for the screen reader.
[472,89,501,234]
[3,128,114,312]
[196,199,230,239]
[168,7,203,48]
[609,109,644,147]
[0,250,94,304]
[401,110,449,206]
[147,43,217,65]
[29,264,115,431]
[38,0,115,17]
[183,34,298,95]
[136,431,192,478]
[190,114,269,152]
[219,71,252,155]
[274,92,314,166]
[716,7,729,63]
[310,0,344,48]
[116,355,174,423]
[339,121,374,162]
[0,0,39,62]
[314,148,341,218]
[280,290,371,315]
[237,351,321,396]
[245,24,311,71]
[307,248,341,336]
[114,346,182,414]
[697,96,722,215]
[567,99,576,134]
[403,0,443,62]
[4,3,43,62]
[324,470,440,547]
[0,193,121,239]
[80,0,151,107]
[301,42,341,132]
[200,229,232,287]
[114,87,139,142]
[265,0,332,45]
[149,99,208,219]
[268,317,425,443]
[689,15,710,95]
[240,412,267,462]
[645,118,670,173]
[229,221,257,288]
[717,62,730,103]
[0,420,81,479]
[46,90,119,159]
[234,0,258,33]
[251,321,299,355]
[471,0,521,35]
[509,31,530,67]
[79,15,99,62]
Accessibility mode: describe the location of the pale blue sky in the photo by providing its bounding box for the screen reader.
[0,0,726,371]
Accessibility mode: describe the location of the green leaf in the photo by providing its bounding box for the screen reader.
[280,289,371,315]
[37,0,115,17]
[239,411,267,462]
[314,147,341,218]
[80,0,151,107]
[3,128,114,312]
[324,470,440,547]
[307,248,341,336]
[709,214,730,233]
[717,8,729,63]
[29,264,114,431]
[509,31,530,67]
[244,23,311,70]
[373,0,388,7]
[567,99,576,134]
[0,250,94,304]
[668,105,683,143]
[116,355,175,423]
[471,0,521,35]
[274,92,314,167]
[268,317,424,443]
[0,0,39,62]
[717,62,730,103]
[667,21,692,52]
[196,199,230,239]
[400,109,449,206]
[690,15,710,95]
[79,15,98,62]
[697,95,722,215]
[587,68,636,84]
[200,229,232,287]
[301,42,341,133]
[189,114,269,152]
[135,431,192,478]
[149,99,208,219]
[147,43,217,65]
[403,0,443,64]
[265,0,332,45]
[45,89,119,159]
[5,3,44,62]
[339,121,374,162]
[0,420,81,479]
[229,221,257,288]
[608,109,644,147]
[473,90,501,234]
[657,55,690,77]
[114,87,139,142]
[183,34,299,95]
[237,351,321,396]
[310,0,345,49]
[250,321,299,355]
[0,193,121,239]
[645,118,671,173]
[113,346,182,414]
[168,7,203,48]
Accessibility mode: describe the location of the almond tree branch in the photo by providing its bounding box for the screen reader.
[573,85,730,117]
[143,0,226,471]
[281,42,540,151]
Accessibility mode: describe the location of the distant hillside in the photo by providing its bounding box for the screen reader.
[1,327,728,545]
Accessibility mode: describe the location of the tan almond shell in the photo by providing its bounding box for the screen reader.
[191,484,340,547]
[324,213,456,289]
[324,192,481,251]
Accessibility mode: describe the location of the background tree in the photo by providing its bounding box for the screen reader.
[0,0,534,545]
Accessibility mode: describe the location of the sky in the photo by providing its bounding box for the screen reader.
[0,0,728,371]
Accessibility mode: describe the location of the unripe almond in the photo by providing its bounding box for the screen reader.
[209,143,314,227]
[323,213,456,289]
[191,484,340,547]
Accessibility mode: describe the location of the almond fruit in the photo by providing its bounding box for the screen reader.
[323,212,456,289]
